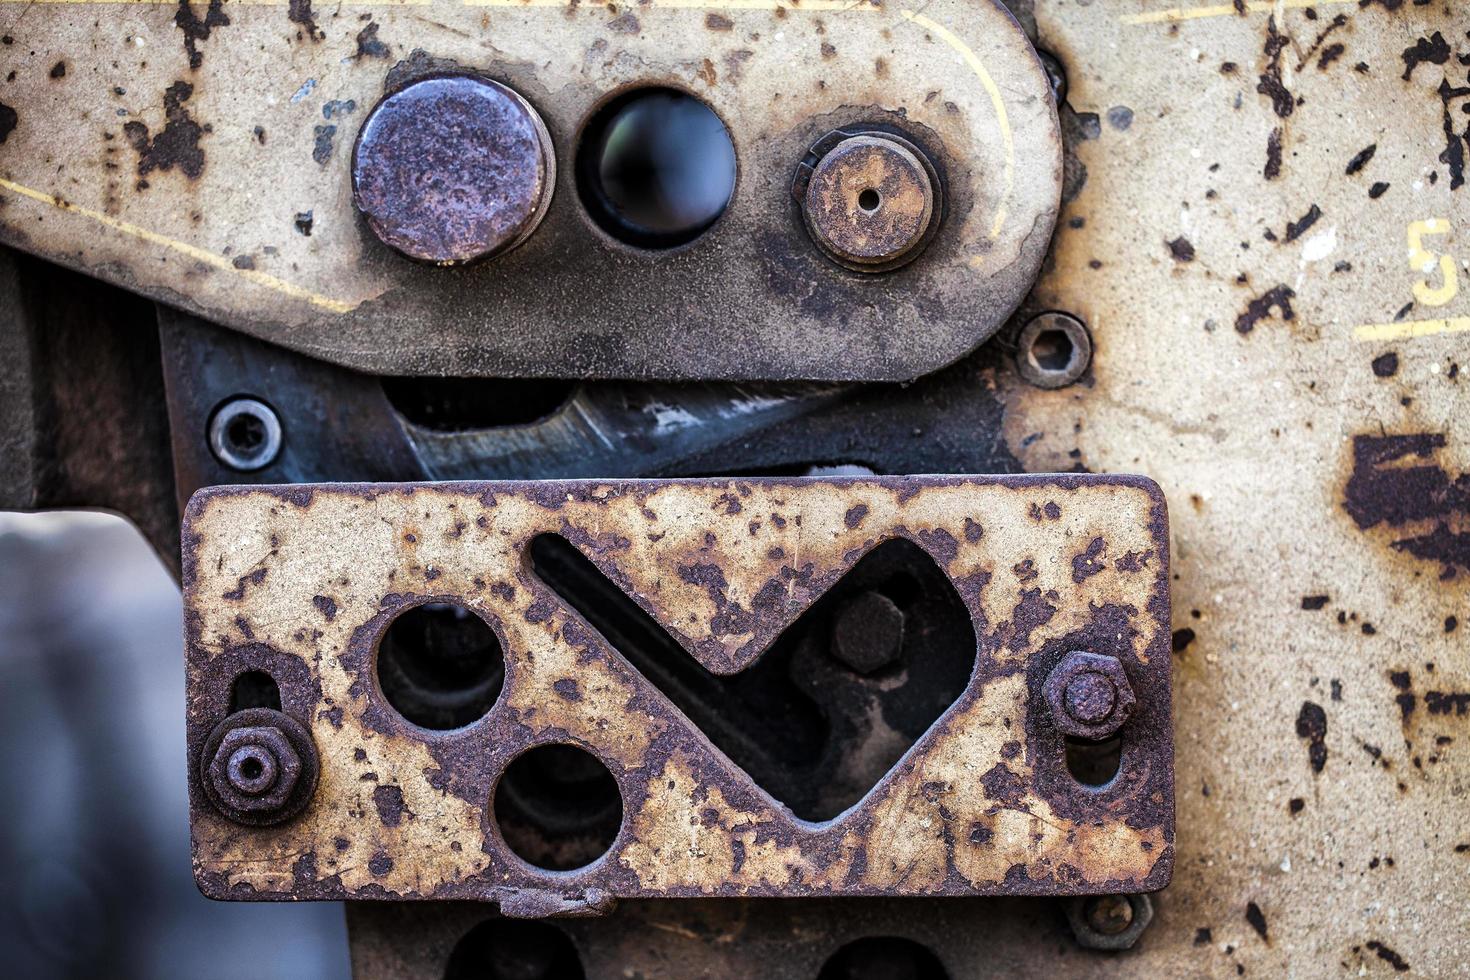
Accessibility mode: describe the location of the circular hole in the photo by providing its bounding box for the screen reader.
[239,757,264,780]
[857,188,881,212]
[817,937,950,980]
[377,602,505,730]
[208,397,283,472]
[576,87,736,248]
[1029,328,1076,373]
[444,919,585,980]
[226,413,265,453]
[493,743,622,871]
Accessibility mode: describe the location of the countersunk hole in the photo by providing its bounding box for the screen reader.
[239,757,264,780]
[858,188,881,212]
[377,602,504,730]
[1030,328,1076,373]
[493,743,622,872]
[817,937,950,980]
[444,919,585,980]
[1065,735,1123,787]
[229,670,281,713]
[575,87,736,249]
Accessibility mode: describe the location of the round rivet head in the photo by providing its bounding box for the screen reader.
[802,134,937,272]
[352,74,556,265]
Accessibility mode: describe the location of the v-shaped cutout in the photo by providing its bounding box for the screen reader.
[530,533,978,822]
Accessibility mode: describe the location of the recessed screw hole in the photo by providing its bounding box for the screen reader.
[1065,734,1123,787]
[239,757,264,779]
[858,188,881,212]
[226,414,265,453]
[494,743,622,871]
[444,919,585,980]
[817,936,950,980]
[208,397,282,472]
[377,603,504,730]
[229,670,281,713]
[1030,328,1076,373]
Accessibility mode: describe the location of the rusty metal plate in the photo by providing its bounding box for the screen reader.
[183,476,1173,905]
[0,0,1060,381]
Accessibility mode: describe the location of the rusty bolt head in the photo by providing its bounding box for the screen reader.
[1043,651,1136,740]
[200,708,318,826]
[352,73,556,265]
[226,742,280,796]
[1067,893,1154,951]
[801,133,937,273]
[1017,312,1092,389]
[208,726,300,813]
[830,590,906,675]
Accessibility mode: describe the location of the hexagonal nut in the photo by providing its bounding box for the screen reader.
[1066,893,1154,951]
[1043,651,1137,740]
[199,707,318,827]
[207,726,300,814]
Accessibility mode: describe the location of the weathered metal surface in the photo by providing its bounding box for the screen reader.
[351,73,555,264]
[798,131,938,272]
[201,706,321,826]
[1043,650,1136,740]
[0,0,1061,381]
[338,1,1470,973]
[183,476,1173,903]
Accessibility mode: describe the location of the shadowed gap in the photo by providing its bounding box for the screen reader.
[530,534,977,821]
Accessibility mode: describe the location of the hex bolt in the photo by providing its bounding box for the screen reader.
[1066,894,1154,951]
[208,397,282,472]
[830,591,906,675]
[1086,894,1134,935]
[1016,312,1092,389]
[1042,651,1137,740]
[226,743,280,796]
[200,708,319,827]
[794,129,942,273]
[352,73,556,265]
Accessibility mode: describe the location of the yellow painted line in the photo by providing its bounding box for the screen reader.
[1120,0,1356,25]
[1353,315,1470,342]
[0,176,356,314]
[901,8,1012,242]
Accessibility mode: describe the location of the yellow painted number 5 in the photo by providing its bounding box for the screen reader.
[1408,219,1459,307]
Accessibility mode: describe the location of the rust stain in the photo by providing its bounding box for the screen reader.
[182,477,1173,903]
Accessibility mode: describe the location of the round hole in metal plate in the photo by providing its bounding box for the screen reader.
[817,936,950,980]
[576,87,736,249]
[444,918,585,980]
[376,602,505,730]
[493,743,623,872]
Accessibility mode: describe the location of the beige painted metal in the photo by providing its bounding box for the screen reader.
[0,0,1061,380]
[1004,0,1468,975]
[182,477,1173,904]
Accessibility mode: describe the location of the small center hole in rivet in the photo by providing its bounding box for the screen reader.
[858,188,881,213]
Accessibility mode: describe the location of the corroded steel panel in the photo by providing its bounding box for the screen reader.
[182,477,1173,904]
[0,0,1060,381]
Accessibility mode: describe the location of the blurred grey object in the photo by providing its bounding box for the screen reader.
[0,511,349,980]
